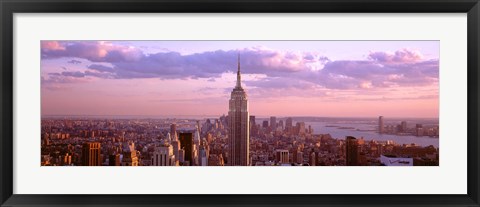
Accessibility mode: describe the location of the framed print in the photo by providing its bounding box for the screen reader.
[1,0,479,206]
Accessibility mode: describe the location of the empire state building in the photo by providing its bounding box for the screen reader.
[228,54,250,166]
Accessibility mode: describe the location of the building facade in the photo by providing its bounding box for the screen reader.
[179,132,194,166]
[152,142,176,166]
[275,149,289,164]
[228,54,250,166]
[379,116,384,134]
[82,142,101,166]
[346,136,359,166]
[121,142,139,166]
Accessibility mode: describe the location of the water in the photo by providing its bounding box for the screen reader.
[306,121,439,148]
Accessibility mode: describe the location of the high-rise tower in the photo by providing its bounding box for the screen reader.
[379,116,384,134]
[345,136,359,166]
[228,54,250,166]
[82,142,101,166]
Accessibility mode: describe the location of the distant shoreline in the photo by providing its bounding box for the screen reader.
[41,115,439,120]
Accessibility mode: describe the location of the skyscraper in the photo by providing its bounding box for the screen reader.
[296,122,306,135]
[346,136,359,166]
[309,151,316,166]
[82,142,101,166]
[401,121,407,133]
[193,126,201,165]
[179,132,194,166]
[170,123,180,163]
[249,115,256,136]
[379,116,384,134]
[270,116,277,129]
[262,120,269,129]
[171,139,180,164]
[170,123,177,139]
[228,54,250,166]
[152,142,176,166]
[121,142,139,166]
[108,154,120,166]
[285,117,293,133]
[198,145,208,166]
[275,149,289,164]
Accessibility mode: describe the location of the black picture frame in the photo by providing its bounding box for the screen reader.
[1,0,479,206]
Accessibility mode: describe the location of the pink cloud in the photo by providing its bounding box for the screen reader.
[41,41,65,50]
[41,41,143,62]
[41,42,438,94]
[41,75,92,91]
[368,48,423,64]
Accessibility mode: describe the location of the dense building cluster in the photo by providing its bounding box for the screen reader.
[40,116,439,166]
[378,116,439,137]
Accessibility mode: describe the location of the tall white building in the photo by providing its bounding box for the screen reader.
[152,142,176,166]
[170,124,180,163]
[198,145,208,166]
[178,149,185,163]
[193,126,201,165]
[228,54,250,166]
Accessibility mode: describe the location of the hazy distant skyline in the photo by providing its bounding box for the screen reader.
[41,41,439,118]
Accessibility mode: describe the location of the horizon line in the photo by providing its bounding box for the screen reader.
[41,114,439,119]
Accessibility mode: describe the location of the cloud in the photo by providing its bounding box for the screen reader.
[42,41,143,62]
[305,54,438,90]
[357,94,439,101]
[41,75,90,90]
[88,64,116,73]
[245,77,316,90]
[67,59,82,64]
[41,41,321,79]
[368,49,423,64]
[60,71,85,78]
[41,41,64,50]
[41,41,438,93]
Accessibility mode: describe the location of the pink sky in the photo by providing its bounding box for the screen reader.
[41,41,439,118]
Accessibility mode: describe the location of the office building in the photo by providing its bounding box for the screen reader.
[275,149,289,164]
[346,136,359,166]
[108,153,120,166]
[285,117,293,133]
[82,142,101,166]
[262,121,269,129]
[270,116,277,129]
[228,54,250,166]
[379,116,384,134]
[198,145,208,166]
[401,121,407,133]
[249,115,257,136]
[179,132,194,166]
[152,142,176,166]
[121,142,139,166]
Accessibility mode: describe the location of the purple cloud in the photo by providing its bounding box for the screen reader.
[87,64,116,73]
[41,41,438,92]
[368,49,423,64]
[42,41,143,62]
[67,59,82,64]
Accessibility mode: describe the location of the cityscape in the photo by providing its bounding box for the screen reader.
[41,41,439,166]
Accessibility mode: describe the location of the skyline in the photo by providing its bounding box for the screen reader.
[41,40,439,118]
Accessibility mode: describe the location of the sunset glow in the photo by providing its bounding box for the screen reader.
[41,41,439,118]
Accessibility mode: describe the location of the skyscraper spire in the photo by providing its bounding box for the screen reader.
[236,53,242,89]
[229,53,249,166]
